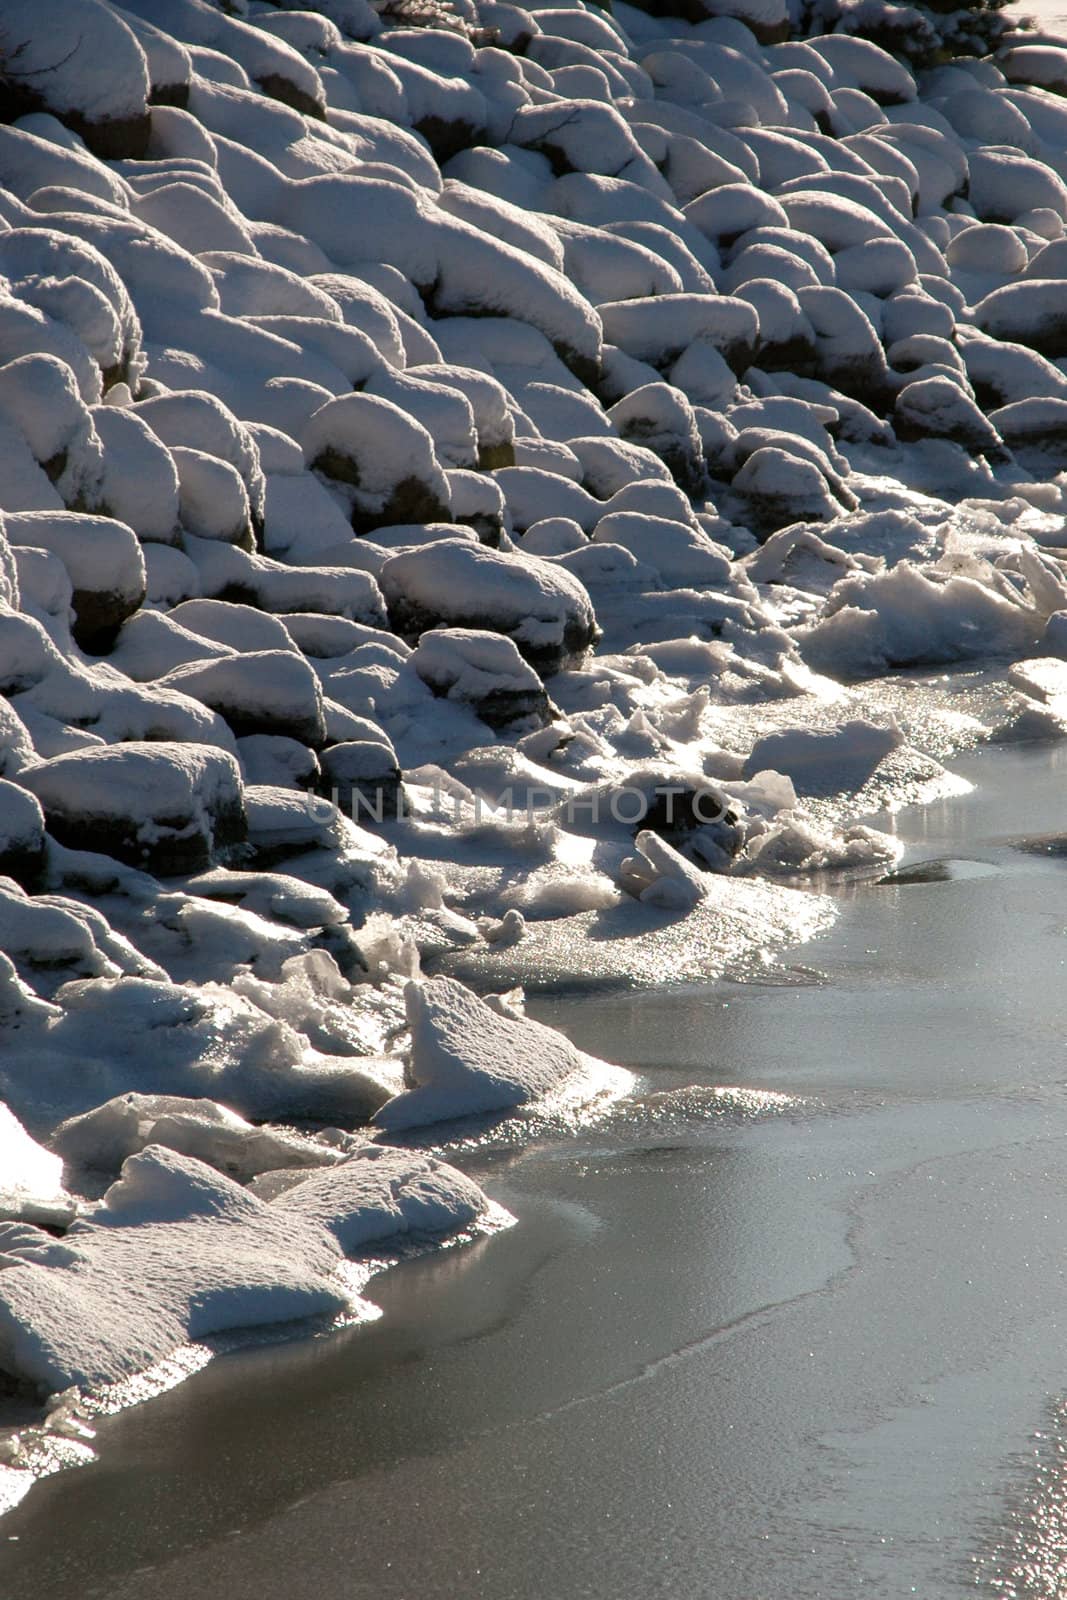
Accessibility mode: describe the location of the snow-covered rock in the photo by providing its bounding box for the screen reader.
[302,392,452,533]
[0,0,151,159]
[5,511,145,651]
[381,540,597,675]
[20,742,246,874]
[411,628,550,729]
[0,779,46,887]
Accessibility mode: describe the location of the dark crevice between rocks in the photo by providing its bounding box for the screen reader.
[0,79,151,158]
[254,73,326,121]
[70,584,147,654]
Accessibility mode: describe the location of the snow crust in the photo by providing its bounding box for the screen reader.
[0,1143,486,1391]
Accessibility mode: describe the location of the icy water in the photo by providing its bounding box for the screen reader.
[6,740,1067,1598]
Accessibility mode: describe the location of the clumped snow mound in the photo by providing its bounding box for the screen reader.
[374,977,598,1130]
[0,1142,490,1392]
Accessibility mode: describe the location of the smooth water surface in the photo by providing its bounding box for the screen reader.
[5,741,1067,1599]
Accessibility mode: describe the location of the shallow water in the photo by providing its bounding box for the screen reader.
[5,740,1067,1598]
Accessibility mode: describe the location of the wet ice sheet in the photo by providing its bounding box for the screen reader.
[436,871,835,991]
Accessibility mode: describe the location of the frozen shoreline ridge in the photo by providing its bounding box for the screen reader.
[1,0,1067,1485]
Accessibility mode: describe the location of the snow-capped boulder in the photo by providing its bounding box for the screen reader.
[893,377,1008,459]
[20,742,246,874]
[0,780,46,888]
[0,355,105,512]
[107,611,229,684]
[0,0,151,158]
[509,100,641,178]
[92,405,181,545]
[797,286,892,405]
[733,278,818,371]
[168,599,295,656]
[685,183,790,246]
[607,383,708,497]
[732,446,847,534]
[184,541,388,629]
[302,393,452,533]
[967,150,1067,225]
[364,368,478,471]
[808,35,915,104]
[380,539,597,676]
[599,294,759,376]
[318,733,403,822]
[172,447,255,548]
[122,0,327,119]
[4,510,146,651]
[591,512,731,588]
[991,397,1067,468]
[158,651,327,746]
[238,735,320,794]
[411,628,551,729]
[973,281,1067,360]
[945,223,1029,276]
[0,227,145,394]
[960,334,1067,408]
[135,390,264,531]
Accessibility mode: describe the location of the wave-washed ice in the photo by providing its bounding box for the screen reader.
[0,0,1065,1482]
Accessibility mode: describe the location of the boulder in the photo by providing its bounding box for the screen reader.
[20,742,246,874]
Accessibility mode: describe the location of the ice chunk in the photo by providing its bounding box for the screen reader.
[373,977,592,1131]
[52,1094,344,1182]
[0,1147,348,1391]
[274,1145,487,1252]
[618,830,708,911]
[0,1102,71,1227]
[743,719,904,797]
